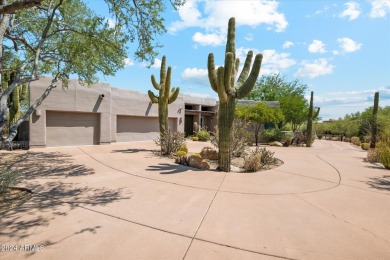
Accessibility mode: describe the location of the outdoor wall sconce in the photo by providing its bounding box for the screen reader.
[99,94,105,99]
[35,110,41,117]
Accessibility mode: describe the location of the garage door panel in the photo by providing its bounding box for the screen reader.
[116,116,177,142]
[46,111,100,147]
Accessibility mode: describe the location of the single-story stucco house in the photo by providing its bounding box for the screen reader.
[26,77,279,148]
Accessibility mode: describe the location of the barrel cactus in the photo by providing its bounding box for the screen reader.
[148,56,180,154]
[207,17,263,172]
[306,91,320,147]
[370,92,379,149]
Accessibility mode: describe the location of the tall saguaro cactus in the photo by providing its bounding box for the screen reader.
[306,91,320,147]
[370,92,379,149]
[208,17,263,172]
[148,56,180,154]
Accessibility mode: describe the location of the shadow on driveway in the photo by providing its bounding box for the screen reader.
[367,175,390,191]
[147,163,201,174]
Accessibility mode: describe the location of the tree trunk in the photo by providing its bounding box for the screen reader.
[218,97,235,172]
[3,79,57,146]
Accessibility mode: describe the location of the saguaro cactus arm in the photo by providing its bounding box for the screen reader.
[168,87,180,104]
[148,90,159,103]
[207,54,218,93]
[236,54,263,99]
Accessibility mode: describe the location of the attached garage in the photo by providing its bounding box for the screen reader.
[46,111,100,147]
[116,115,177,142]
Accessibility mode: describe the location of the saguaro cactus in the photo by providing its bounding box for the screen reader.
[370,92,379,149]
[1,71,28,125]
[207,17,263,172]
[306,91,320,147]
[148,56,180,154]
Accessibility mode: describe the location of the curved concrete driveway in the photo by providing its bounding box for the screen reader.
[1,140,389,259]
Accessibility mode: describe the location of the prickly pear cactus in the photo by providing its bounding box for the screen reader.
[306,91,320,147]
[207,17,263,172]
[148,56,180,154]
[370,92,379,149]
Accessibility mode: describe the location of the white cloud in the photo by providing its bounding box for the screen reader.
[308,40,326,53]
[339,2,361,20]
[369,0,390,18]
[306,5,330,17]
[282,41,294,49]
[192,32,225,46]
[295,58,334,78]
[236,48,296,75]
[337,37,362,52]
[332,50,340,55]
[106,18,116,28]
[181,68,209,86]
[245,33,254,41]
[124,58,134,67]
[169,0,288,40]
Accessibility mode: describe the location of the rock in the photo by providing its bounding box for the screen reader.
[200,146,219,160]
[269,141,283,147]
[188,155,210,170]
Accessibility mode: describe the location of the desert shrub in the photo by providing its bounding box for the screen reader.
[196,128,210,141]
[192,136,198,141]
[361,143,370,150]
[351,136,360,145]
[0,169,19,194]
[243,147,277,172]
[377,141,390,169]
[178,144,188,154]
[262,128,283,143]
[155,131,186,156]
[344,137,351,142]
[211,120,250,157]
[367,148,379,163]
[192,153,201,158]
[317,134,323,140]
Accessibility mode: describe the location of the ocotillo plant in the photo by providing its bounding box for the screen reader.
[306,91,320,147]
[148,56,180,154]
[207,17,263,172]
[370,92,379,149]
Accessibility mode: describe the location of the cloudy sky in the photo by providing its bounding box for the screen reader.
[93,0,390,121]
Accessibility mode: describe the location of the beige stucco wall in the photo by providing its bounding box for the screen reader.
[29,77,185,147]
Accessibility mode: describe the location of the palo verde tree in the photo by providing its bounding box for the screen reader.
[236,103,284,146]
[148,55,180,154]
[0,0,185,145]
[208,17,263,172]
[306,91,320,147]
[246,74,308,131]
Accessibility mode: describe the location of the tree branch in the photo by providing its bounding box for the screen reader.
[0,0,43,14]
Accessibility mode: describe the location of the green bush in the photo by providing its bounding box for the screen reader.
[351,136,361,146]
[243,147,277,172]
[192,136,198,141]
[196,128,210,141]
[262,128,283,143]
[192,153,201,158]
[0,169,19,195]
[377,141,390,169]
[361,143,370,150]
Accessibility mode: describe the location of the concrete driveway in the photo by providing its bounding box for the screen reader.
[1,140,389,259]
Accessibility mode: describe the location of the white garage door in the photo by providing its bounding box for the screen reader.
[46,111,100,147]
[116,116,177,142]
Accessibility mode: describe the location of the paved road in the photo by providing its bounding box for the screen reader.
[1,140,389,259]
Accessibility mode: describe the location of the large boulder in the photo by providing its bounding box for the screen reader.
[200,146,219,160]
[188,154,210,170]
